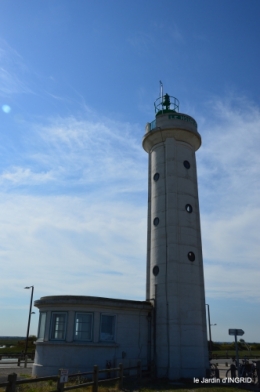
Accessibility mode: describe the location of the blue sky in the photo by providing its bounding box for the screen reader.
[0,0,259,343]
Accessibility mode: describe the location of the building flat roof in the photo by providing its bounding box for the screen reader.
[34,295,153,311]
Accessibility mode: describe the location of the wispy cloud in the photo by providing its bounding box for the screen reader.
[198,96,260,301]
[169,24,185,44]
[150,21,185,45]
[0,39,32,96]
[0,194,147,298]
[0,167,54,184]
[0,112,147,322]
[1,114,147,193]
[128,31,156,55]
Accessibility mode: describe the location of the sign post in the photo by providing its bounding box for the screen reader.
[228,329,244,376]
[59,369,68,383]
[57,369,68,391]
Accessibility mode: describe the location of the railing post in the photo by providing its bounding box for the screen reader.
[56,370,65,392]
[92,365,98,392]
[150,359,156,379]
[137,360,142,380]
[118,363,123,389]
[24,355,28,368]
[6,373,17,392]
[17,355,21,367]
[76,370,81,384]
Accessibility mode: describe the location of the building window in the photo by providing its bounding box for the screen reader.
[153,173,160,181]
[183,160,190,169]
[38,312,46,340]
[100,314,116,342]
[185,204,193,213]
[74,313,93,341]
[153,217,159,226]
[153,266,159,276]
[188,252,195,262]
[50,312,67,340]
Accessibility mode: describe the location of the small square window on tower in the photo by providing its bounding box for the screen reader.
[100,314,116,342]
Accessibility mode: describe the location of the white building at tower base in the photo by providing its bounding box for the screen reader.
[33,296,152,377]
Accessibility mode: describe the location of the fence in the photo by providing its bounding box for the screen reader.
[0,360,143,392]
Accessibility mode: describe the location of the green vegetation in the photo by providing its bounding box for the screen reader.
[1,338,259,358]
[211,341,260,351]
[0,335,36,355]
[210,341,260,358]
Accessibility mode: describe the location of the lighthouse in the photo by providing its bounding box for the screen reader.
[32,91,209,380]
[143,93,209,379]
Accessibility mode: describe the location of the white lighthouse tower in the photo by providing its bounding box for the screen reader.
[143,92,209,379]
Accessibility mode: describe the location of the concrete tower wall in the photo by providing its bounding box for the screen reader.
[143,112,208,379]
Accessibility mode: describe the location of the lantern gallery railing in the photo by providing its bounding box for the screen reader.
[149,113,197,131]
[154,94,179,115]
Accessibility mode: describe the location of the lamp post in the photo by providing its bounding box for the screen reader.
[24,286,34,357]
[205,304,212,352]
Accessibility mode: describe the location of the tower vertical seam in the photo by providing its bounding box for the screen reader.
[163,139,170,378]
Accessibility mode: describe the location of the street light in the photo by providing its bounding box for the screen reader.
[205,304,212,352]
[24,286,34,357]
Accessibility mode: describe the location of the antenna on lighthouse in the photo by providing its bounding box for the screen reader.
[159,80,163,104]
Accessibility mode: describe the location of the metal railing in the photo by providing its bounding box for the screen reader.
[154,95,179,115]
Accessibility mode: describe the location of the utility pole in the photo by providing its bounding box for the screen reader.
[24,286,34,357]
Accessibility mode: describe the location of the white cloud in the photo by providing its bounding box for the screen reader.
[0,167,54,184]
[198,96,260,210]
[198,96,260,302]
[0,113,148,328]
[0,194,146,301]
[30,115,146,191]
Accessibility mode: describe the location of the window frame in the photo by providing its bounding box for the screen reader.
[74,312,93,342]
[37,311,47,340]
[99,314,116,342]
[50,312,67,341]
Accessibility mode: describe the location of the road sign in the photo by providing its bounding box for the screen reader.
[228,329,244,336]
[59,369,68,383]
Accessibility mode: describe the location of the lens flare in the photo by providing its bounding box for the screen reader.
[2,105,11,113]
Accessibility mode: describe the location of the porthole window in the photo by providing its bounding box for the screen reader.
[183,160,190,169]
[153,173,160,182]
[188,252,195,262]
[185,204,193,213]
[153,217,159,226]
[153,266,159,276]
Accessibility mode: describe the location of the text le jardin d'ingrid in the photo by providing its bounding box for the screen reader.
[193,377,252,384]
